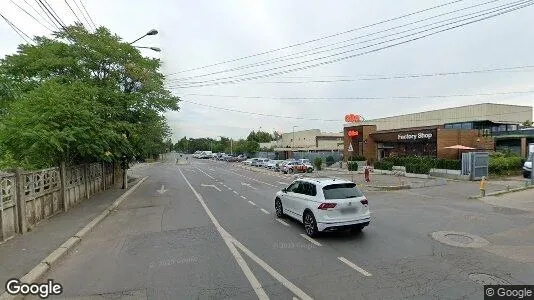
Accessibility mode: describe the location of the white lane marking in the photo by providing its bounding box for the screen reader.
[228,171,277,187]
[299,234,322,247]
[260,208,270,215]
[248,201,256,206]
[241,196,247,200]
[178,169,269,300]
[231,238,313,300]
[228,187,233,191]
[195,167,215,179]
[277,182,289,185]
[209,168,215,171]
[241,182,257,190]
[200,184,222,191]
[338,257,372,277]
[276,219,290,227]
[233,191,239,195]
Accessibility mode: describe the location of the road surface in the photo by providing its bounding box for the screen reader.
[37,156,534,299]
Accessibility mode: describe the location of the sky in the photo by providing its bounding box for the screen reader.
[1,0,533,142]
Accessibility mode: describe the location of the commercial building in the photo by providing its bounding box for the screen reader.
[343,103,533,161]
[260,129,344,159]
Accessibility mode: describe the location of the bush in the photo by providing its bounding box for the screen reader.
[405,162,433,174]
[374,161,393,170]
[489,156,524,176]
[348,155,366,161]
[325,156,335,166]
[347,161,359,171]
[435,158,461,170]
[314,157,323,170]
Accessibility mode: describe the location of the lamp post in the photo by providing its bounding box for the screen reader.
[130,29,158,44]
[133,46,161,52]
[292,126,298,158]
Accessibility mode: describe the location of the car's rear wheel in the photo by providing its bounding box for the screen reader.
[303,212,318,237]
[307,168,313,173]
[275,198,284,218]
[288,168,294,174]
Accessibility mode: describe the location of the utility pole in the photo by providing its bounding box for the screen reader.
[231,139,233,155]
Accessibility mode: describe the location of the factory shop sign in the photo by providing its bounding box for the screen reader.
[397,132,433,140]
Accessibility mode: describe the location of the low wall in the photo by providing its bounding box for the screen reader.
[0,162,121,242]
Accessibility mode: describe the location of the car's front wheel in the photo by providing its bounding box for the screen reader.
[303,211,318,237]
[275,198,284,218]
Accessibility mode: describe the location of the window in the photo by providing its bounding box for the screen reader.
[322,183,364,199]
[287,182,301,193]
[492,126,499,132]
[444,124,453,129]
[453,123,462,129]
[508,124,517,131]
[499,125,507,132]
[300,182,317,196]
[461,122,472,130]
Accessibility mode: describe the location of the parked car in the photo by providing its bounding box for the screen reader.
[281,160,312,174]
[236,155,247,162]
[524,158,532,178]
[297,159,315,172]
[252,158,269,167]
[242,159,254,165]
[266,160,282,170]
[274,178,371,237]
[193,151,202,158]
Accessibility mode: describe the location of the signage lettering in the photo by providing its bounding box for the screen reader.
[348,130,359,137]
[345,114,364,123]
[397,132,433,140]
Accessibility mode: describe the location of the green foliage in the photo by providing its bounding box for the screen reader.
[373,161,393,171]
[348,155,366,161]
[0,25,179,168]
[247,130,274,143]
[489,155,524,176]
[405,162,433,174]
[325,155,335,166]
[314,157,323,170]
[522,120,533,127]
[347,161,359,171]
[382,156,461,171]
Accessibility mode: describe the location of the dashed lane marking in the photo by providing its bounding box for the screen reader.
[260,208,270,215]
[299,234,322,247]
[241,196,247,200]
[338,257,372,277]
[233,191,239,195]
[276,219,290,227]
[195,167,214,179]
[248,201,256,206]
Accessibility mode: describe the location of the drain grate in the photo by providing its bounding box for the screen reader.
[432,231,490,248]
[469,273,510,285]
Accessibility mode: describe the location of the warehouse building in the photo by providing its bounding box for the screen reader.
[260,129,344,159]
[343,103,533,161]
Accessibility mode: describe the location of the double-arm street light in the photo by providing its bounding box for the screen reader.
[130,29,160,52]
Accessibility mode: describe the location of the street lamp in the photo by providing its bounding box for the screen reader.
[130,29,158,44]
[134,46,161,52]
[292,126,298,158]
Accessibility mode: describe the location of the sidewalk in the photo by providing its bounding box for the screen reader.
[0,182,136,294]
[480,189,534,213]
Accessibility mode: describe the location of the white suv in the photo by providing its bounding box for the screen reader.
[274,178,370,237]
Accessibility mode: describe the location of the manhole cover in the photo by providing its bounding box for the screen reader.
[445,233,474,244]
[469,273,510,285]
[431,231,490,248]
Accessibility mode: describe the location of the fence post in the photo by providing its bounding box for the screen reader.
[102,162,106,191]
[84,163,90,199]
[59,162,68,212]
[14,168,27,234]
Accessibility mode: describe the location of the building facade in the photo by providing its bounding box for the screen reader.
[343,103,532,161]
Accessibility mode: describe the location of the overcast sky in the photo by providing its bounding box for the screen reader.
[1,0,533,142]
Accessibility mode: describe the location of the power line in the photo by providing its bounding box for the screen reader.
[37,0,67,30]
[35,0,65,30]
[170,1,534,89]
[180,89,534,101]
[166,0,467,76]
[169,0,504,83]
[73,0,95,30]
[189,65,534,84]
[64,0,83,26]
[0,12,33,44]
[10,0,54,32]
[180,99,532,123]
[22,0,58,30]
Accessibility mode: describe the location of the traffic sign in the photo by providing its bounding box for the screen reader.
[348,143,353,152]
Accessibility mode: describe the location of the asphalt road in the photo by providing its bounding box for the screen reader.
[35,156,534,299]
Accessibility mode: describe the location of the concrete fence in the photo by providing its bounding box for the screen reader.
[0,162,122,242]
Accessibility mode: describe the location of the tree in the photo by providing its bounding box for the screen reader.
[246,130,274,143]
[522,120,533,127]
[0,24,179,168]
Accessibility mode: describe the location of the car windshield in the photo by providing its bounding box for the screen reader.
[322,183,364,199]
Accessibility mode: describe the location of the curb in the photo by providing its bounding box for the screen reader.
[371,184,411,191]
[468,184,534,199]
[0,176,148,300]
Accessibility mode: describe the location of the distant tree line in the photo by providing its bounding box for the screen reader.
[173,130,276,154]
